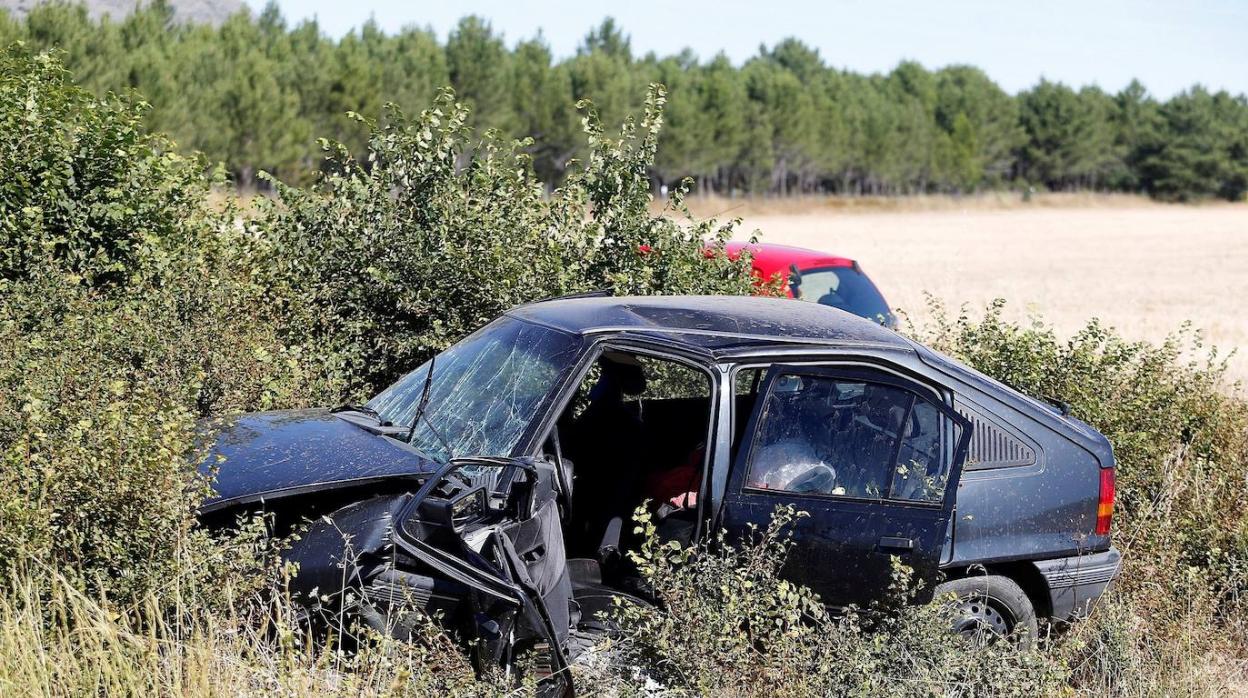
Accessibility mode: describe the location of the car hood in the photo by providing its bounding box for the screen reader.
[198,408,439,514]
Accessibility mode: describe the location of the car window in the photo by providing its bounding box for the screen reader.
[368,318,582,463]
[634,355,709,400]
[734,367,764,397]
[889,399,947,503]
[790,265,894,326]
[744,372,949,503]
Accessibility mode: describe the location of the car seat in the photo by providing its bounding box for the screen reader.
[565,355,649,556]
[839,386,907,497]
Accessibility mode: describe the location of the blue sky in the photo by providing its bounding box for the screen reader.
[271,0,1247,98]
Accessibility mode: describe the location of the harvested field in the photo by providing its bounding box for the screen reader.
[725,200,1248,382]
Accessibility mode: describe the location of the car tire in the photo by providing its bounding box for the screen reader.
[933,574,1039,648]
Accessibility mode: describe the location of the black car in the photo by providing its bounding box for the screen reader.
[200,295,1120,689]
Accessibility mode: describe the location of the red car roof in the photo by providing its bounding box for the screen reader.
[704,242,894,326]
[720,242,855,283]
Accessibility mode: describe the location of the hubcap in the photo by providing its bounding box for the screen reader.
[950,595,1011,643]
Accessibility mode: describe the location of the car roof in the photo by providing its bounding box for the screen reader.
[722,242,855,277]
[506,295,910,354]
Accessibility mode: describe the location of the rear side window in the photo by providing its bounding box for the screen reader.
[790,266,893,325]
[744,373,950,503]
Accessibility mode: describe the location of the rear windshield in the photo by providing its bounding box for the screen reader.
[791,265,894,326]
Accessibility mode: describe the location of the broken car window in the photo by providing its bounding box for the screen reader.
[745,373,950,502]
[368,318,582,464]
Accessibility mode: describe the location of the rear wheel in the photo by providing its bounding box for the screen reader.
[933,575,1038,648]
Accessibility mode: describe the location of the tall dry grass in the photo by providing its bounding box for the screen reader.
[0,566,498,697]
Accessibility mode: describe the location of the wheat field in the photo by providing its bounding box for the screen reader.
[716,198,1248,382]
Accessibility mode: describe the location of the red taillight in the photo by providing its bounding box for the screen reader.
[1096,468,1115,536]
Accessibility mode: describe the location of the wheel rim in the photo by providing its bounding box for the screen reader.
[950,595,1012,643]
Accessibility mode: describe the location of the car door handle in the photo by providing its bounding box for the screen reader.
[878,536,914,552]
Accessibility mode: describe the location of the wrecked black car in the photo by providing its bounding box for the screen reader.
[199,295,1120,688]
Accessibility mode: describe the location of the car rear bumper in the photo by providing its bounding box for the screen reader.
[1034,547,1121,621]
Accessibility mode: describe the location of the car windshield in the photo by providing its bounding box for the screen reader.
[367,317,582,463]
[791,265,894,326]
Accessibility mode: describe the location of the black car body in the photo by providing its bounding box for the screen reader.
[200,295,1120,688]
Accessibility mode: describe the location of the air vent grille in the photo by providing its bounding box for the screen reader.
[957,408,1037,469]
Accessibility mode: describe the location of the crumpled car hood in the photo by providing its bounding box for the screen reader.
[198,408,438,513]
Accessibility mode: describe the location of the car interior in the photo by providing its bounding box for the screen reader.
[533,352,950,624]
[542,349,713,597]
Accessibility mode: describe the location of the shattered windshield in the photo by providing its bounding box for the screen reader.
[368,317,583,463]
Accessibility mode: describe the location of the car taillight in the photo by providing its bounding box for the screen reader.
[1096,467,1115,536]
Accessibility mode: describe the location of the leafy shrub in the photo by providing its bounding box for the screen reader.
[0,44,346,604]
[0,273,345,602]
[0,46,220,288]
[585,506,1066,697]
[254,85,760,392]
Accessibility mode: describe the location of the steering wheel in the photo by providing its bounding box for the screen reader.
[781,463,837,493]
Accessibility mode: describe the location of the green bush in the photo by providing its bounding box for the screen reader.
[0,46,221,288]
[254,84,760,393]
[586,505,1066,697]
[0,44,346,604]
[0,274,345,602]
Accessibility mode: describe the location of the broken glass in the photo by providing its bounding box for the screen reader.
[368,318,583,466]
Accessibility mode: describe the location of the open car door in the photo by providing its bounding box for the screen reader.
[720,364,972,609]
[389,456,577,695]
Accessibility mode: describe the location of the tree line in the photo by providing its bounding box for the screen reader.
[3,1,1246,201]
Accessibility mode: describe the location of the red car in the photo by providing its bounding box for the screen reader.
[719,242,897,328]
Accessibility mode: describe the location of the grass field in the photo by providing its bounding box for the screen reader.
[716,196,1248,382]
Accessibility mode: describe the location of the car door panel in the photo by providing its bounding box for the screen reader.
[720,364,971,609]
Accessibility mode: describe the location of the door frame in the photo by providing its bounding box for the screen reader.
[527,333,722,543]
[712,357,967,528]
[716,359,973,602]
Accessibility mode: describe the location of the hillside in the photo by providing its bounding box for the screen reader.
[0,0,244,25]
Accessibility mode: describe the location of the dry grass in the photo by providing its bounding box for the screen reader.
[727,201,1248,382]
[0,569,492,697]
[676,191,1169,218]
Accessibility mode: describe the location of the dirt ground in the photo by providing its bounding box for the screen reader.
[726,201,1248,382]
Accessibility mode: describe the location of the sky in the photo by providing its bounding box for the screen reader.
[270,0,1248,99]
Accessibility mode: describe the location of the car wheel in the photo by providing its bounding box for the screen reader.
[933,575,1039,648]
